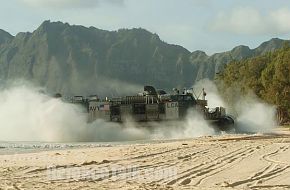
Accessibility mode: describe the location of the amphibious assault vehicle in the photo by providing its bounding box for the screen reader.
[63,86,235,132]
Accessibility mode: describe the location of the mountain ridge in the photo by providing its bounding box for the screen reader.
[0,29,13,45]
[0,20,289,95]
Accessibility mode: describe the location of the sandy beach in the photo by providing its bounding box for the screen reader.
[1,129,290,190]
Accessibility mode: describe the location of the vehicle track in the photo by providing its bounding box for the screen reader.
[165,145,257,186]
[228,145,290,188]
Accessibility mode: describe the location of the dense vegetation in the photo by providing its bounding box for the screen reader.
[218,44,290,124]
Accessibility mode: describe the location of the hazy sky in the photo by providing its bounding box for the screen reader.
[1,0,290,54]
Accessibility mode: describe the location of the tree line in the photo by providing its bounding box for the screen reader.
[218,43,290,125]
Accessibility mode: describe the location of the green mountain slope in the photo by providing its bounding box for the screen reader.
[0,20,288,95]
[0,29,13,45]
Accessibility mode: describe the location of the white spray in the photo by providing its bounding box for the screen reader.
[0,80,277,142]
[194,79,277,133]
[0,83,214,142]
[234,96,277,133]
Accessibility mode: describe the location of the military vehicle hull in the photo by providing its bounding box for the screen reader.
[82,86,235,132]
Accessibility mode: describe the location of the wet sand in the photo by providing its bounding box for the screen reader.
[1,129,290,190]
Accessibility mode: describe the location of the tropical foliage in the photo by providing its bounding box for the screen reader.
[218,43,290,123]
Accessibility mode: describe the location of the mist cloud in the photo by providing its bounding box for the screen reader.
[0,80,278,142]
[20,0,125,9]
[210,7,290,35]
[0,83,215,142]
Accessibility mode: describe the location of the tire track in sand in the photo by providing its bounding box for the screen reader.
[229,145,290,188]
[165,145,257,186]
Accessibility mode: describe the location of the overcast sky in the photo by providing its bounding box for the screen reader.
[1,0,290,54]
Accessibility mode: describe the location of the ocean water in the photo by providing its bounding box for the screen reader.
[0,140,171,155]
[0,141,122,155]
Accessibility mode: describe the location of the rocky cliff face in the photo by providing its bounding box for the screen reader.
[0,29,13,45]
[0,20,288,95]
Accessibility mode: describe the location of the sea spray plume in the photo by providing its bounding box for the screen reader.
[182,109,216,137]
[192,79,225,107]
[0,84,87,141]
[86,80,276,139]
[158,110,216,139]
[87,82,218,140]
[235,96,277,133]
[193,79,277,133]
[147,112,216,140]
[0,81,229,142]
[0,81,276,142]
[85,117,151,142]
[87,111,215,142]
[218,83,277,133]
[0,84,152,142]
